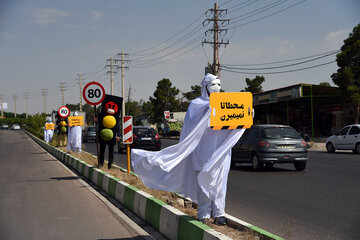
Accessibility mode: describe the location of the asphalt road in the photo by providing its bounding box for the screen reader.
[84,138,360,240]
[0,130,153,240]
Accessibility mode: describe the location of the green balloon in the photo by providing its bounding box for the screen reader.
[100,129,113,141]
[61,126,67,133]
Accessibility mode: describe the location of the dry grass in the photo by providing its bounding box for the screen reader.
[60,147,259,240]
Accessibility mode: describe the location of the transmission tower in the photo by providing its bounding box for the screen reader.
[59,82,66,106]
[24,93,29,118]
[0,95,4,118]
[202,2,229,76]
[41,88,48,113]
[13,94,18,118]
[105,57,120,95]
[115,51,130,119]
[77,74,84,111]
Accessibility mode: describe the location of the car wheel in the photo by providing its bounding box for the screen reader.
[251,153,263,171]
[326,142,335,153]
[294,162,306,171]
[354,143,360,154]
[265,162,274,169]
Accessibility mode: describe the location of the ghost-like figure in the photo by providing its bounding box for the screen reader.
[44,117,54,144]
[131,73,245,223]
[67,111,82,153]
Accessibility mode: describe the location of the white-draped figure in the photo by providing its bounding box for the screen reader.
[131,73,245,224]
[67,111,82,153]
[44,117,54,144]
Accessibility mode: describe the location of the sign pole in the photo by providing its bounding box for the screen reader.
[123,116,133,174]
[94,105,99,160]
[127,144,130,174]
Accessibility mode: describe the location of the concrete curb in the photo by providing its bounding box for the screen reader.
[25,131,284,240]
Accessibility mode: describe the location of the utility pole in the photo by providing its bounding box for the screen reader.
[106,57,119,95]
[24,93,29,118]
[0,95,4,118]
[202,2,229,76]
[41,88,48,114]
[115,51,130,119]
[59,82,66,106]
[77,74,83,111]
[13,94,18,118]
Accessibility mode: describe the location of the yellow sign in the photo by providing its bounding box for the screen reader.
[68,116,84,127]
[45,123,55,130]
[210,92,253,130]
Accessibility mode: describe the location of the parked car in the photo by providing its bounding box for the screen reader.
[231,124,308,171]
[118,126,161,153]
[83,126,96,143]
[1,123,9,129]
[326,124,360,154]
[11,124,21,130]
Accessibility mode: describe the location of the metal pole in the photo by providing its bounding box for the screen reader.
[310,85,314,141]
[213,2,219,76]
[127,144,130,174]
[79,74,83,111]
[95,105,99,162]
[121,51,125,120]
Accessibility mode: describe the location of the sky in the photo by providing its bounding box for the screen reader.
[0,0,359,115]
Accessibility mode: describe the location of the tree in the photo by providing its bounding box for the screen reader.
[331,24,360,123]
[319,82,331,87]
[244,75,265,93]
[148,79,180,124]
[183,85,201,101]
[181,85,201,111]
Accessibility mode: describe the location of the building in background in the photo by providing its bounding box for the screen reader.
[253,84,354,138]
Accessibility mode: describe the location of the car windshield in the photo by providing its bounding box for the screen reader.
[134,128,155,135]
[87,127,96,132]
[262,127,300,139]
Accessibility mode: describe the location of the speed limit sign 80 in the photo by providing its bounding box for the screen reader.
[83,81,105,106]
[58,106,70,118]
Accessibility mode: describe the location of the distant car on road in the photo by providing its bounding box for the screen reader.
[11,124,21,130]
[326,124,360,154]
[83,126,96,143]
[118,126,161,153]
[231,124,308,171]
[1,123,9,129]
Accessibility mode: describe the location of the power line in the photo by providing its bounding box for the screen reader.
[221,60,336,75]
[130,13,206,57]
[227,0,307,30]
[222,49,339,66]
[222,50,339,70]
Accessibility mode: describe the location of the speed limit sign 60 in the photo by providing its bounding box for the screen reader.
[83,81,105,106]
[58,106,70,118]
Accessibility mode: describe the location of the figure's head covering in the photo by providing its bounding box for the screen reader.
[73,111,78,116]
[46,117,51,122]
[201,73,220,100]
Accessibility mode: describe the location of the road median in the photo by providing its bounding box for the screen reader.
[25,130,284,240]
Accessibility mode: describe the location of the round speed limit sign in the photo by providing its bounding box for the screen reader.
[58,106,70,118]
[83,81,105,106]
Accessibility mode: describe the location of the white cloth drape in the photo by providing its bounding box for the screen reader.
[67,126,82,152]
[131,74,244,208]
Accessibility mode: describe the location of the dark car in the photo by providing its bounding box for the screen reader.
[1,123,9,129]
[231,124,308,171]
[118,126,161,153]
[83,126,96,143]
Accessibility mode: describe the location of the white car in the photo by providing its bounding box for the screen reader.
[11,124,21,130]
[326,124,360,154]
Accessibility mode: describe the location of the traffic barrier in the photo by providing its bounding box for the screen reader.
[24,130,283,240]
